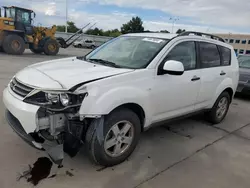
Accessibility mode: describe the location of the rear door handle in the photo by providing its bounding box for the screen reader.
[191,76,200,81]
[220,71,226,76]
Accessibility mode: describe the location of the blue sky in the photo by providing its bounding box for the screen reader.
[2,0,250,33]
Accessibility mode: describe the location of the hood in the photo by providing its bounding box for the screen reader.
[15,57,133,90]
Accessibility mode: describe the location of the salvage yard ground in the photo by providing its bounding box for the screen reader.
[1,49,250,188]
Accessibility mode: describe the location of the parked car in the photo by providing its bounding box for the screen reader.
[3,32,239,167]
[73,39,96,49]
[237,55,250,94]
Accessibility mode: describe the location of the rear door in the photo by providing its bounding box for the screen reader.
[195,42,231,109]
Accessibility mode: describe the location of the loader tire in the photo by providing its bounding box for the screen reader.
[3,35,25,55]
[43,39,59,55]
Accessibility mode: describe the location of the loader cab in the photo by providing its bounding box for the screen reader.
[3,6,35,35]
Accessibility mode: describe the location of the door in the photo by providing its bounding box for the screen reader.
[195,42,230,109]
[151,41,201,122]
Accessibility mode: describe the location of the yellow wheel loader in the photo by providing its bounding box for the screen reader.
[0,6,91,55]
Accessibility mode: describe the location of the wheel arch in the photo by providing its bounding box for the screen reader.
[38,36,51,48]
[223,87,234,103]
[109,103,146,132]
[211,78,235,108]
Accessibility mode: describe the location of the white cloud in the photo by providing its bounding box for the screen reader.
[1,0,249,33]
[45,2,57,16]
[100,0,250,28]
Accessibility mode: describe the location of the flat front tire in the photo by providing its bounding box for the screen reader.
[206,91,230,124]
[85,108,141,166]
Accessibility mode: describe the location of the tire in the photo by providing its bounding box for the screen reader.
[2,35,25,55]
[85,108,141,166]
[43,39,59,55]
[91,45,95,49]
[206,91,230,124]
[0,47,4,52]
[77,44,82,48]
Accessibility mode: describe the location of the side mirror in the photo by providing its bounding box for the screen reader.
[161,60,184,75]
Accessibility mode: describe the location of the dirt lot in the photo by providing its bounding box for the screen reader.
[1,48,250,188]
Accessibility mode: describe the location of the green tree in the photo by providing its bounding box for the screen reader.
[121,16,144,34]
[56,21,80,33]
[176,29,186,34]
[86,28,121,37]
[56,25,65,32]
[85,27,104,36]
[104,29,122,37]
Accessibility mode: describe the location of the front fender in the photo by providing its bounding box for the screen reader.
[79,86,152,120]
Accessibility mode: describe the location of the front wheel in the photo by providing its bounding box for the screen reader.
[85,108,141,166]
[43,39,59,55]
[206,91,230,124]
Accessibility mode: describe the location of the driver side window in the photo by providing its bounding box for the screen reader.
[165,41,196,71]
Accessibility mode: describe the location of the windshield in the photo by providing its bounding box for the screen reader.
[238,55,250,69]
[85,36,168,69]
[16,9,31,24]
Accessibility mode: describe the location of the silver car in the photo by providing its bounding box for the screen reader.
[73,39,96,49]
[237,55,250,94]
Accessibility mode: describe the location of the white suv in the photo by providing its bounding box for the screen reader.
[3,32,239,166]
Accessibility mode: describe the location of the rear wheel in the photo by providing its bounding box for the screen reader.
[0,47,4,52]
[206,91,230,124]
[43,39,59,55]
[3,35,25,55]
[85,108,141,166]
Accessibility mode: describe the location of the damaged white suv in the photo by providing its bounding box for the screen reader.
[3,32,239,166]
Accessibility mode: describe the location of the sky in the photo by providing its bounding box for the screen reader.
[2,0,250,34]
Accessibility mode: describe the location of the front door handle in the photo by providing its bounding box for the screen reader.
[220,71,226,76]
[191,76,200,81]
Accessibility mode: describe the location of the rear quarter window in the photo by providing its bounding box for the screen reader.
[218,46,231,66]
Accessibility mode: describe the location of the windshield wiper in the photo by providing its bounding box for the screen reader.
[88,58,122,68]
[76,56,86,60]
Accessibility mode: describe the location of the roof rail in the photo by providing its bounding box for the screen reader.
[178,31,225,42]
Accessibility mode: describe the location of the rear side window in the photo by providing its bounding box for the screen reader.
[199,42,220,68]
[218,46,231,66]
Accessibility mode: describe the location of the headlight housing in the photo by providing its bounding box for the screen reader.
[59,93,70,106]
[24,91,87,110]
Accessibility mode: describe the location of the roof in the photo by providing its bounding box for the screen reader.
[124,32,230,48]
[125,33,178,40]
[3,6,34,12]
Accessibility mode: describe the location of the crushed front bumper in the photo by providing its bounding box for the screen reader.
[5,110,43,150]
[3,87,84,164]
[3,87,39,134]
